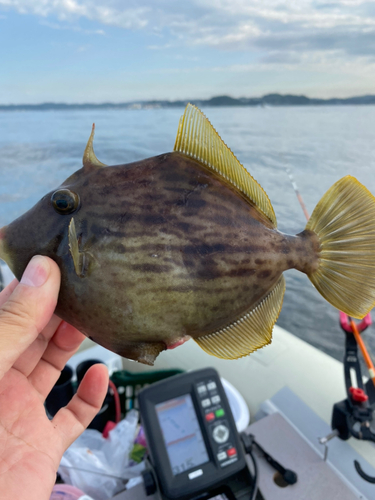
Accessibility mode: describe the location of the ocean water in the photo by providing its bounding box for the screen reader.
[1,105,375,363]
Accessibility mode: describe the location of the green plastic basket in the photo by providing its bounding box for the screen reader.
[110,369,184,416]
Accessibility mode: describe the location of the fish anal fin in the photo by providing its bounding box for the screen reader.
[194,275,285,359]
[174,104,277,227]
[83,124,107,171]
[68,218,95,278]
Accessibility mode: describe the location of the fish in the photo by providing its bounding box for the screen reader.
[1,104,375,365]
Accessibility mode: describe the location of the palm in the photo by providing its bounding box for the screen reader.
[0,298,108,500]
[0,369,60,498]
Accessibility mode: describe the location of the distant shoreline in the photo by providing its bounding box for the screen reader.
[1,93,375,111]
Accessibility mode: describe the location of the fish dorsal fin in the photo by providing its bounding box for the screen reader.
[174,104,277,227]
[83,124,107,170]
[194,275,285,359]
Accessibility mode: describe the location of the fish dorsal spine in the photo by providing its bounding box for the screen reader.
[174,104,277,227]
[83,124,107,170]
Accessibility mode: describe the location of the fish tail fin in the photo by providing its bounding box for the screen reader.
[306,176,375,319]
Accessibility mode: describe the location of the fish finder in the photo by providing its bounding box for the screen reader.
[138,368,253,500]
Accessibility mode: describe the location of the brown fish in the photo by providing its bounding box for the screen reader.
[1,104,375,365]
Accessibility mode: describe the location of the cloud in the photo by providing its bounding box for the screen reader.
[147,43,173,50]
[0,0,150,28]
[39,19,105,35]
[1,0,374,64]
[214,51,375,75]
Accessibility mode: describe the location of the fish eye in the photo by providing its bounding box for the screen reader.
[51,189,80,215]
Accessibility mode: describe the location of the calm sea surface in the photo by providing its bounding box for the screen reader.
[1,106,375,362]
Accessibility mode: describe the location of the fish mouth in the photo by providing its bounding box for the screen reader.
[0,226,9,265]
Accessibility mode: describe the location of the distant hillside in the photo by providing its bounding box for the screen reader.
[1,93,375,111]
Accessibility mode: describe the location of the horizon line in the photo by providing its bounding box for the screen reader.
[1,93,375,108]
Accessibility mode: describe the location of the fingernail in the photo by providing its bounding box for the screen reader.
[20,256,51,287]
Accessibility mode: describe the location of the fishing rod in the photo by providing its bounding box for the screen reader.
[285,168,310,221]
[349,319,375,387]
[285,167,375,389]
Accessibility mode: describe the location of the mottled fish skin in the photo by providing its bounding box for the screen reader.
[1,152,319,363]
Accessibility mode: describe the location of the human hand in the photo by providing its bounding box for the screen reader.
[0,256,109,500]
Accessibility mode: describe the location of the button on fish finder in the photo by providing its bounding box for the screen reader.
[227,447,237,457]
[213,424,230,443]
[188,469,203,480]
[197,385,207,395]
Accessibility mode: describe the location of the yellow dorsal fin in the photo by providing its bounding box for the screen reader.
[194,275,285,359]
[174,104,277,227]
[83,124,107,170]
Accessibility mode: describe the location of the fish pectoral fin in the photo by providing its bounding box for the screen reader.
[194,275,286,359]
[174,104,277,227]
[68,218,95,278]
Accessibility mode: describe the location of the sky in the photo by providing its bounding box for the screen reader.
[0,0,374,104]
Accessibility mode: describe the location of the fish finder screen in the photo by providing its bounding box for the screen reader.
[156,394,209,476]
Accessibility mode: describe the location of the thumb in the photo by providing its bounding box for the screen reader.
[0,255,61,380]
